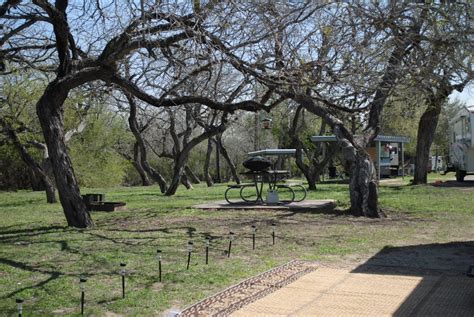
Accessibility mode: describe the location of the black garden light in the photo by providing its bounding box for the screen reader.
[261,117,272,130]
[15,299,23,317]
[79,276,87,315]
[251,225,257,250]
[157,249,162,282]
[228,232,235,258]
[271,223,277,245]
[119,263,126,299]
[205,236,210,265]
[186,241,194,270]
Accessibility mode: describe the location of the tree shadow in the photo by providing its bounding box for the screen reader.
[0,225,67,242]
[433,180,474,188]
[0,258,64,298]
[352,241,474,315]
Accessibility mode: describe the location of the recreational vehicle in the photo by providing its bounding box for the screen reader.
[449,106,474,181]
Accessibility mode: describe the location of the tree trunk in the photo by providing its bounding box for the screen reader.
[133,142,151,186]
[413,83,451,185]
[1,117,57,203]
[180,173,193,189]
[413,103,442,184]
[126,94,168,192]
[185,165,200,184]
[166,160,187,196]
[216,135,240,184]
[204,138,214,187]
[348,150,380,217]
[214,138,221,183]
[29,170,44,191]
[36,84,92,227]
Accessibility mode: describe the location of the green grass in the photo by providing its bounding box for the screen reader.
[0,173,473,316]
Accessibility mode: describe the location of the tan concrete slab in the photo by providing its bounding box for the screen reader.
[191,200,336,211]
[230,268,474,317]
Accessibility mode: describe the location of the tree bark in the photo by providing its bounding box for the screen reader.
[0,117,57,203]
[214,137,222,183]
[216,134,240,184]
[132,142,151,186]
[413,81,453,185]
[348,150,379,217]
[180,173,194,189]
[204,138,214,187]
[166,153,188,195]
[36,83,92,227]
[184,165,200,184]
[126,94,167,192]
[413,103,442,184]
[166,122,227,195]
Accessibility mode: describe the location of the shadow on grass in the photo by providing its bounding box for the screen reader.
[0,258,63,298]
[433,180,474,188]
[0,225,67,242]
[352,241,474,316]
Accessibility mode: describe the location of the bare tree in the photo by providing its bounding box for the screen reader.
[2,1,278,227]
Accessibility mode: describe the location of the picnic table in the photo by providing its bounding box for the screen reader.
[225,149,306,204]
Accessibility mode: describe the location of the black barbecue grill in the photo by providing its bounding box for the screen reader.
[242,156,272,172]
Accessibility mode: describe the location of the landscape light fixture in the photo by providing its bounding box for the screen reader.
[186,241,194,270]
[16,299,23,317]
[157,249,162,282]
[205,236,210,265]
[271,223,277,245]
[228,232,235,258]
[119,263,126,299]
[251,225,257,250]
[79,276,87,315]
[261,118,272,130]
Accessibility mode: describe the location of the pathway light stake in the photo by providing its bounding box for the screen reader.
[251,225,257,250]
[228,232,235,258]
[16,299,23,317]
[186,241,193,270]
[271,223,276,245]
[119,263,126,299]
[156,249,162,282]
[205,236,210,265]
[79,276,87,315]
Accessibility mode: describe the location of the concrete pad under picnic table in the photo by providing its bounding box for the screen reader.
[191,200,336,211]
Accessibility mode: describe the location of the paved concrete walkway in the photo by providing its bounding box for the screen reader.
[231,267,474,316]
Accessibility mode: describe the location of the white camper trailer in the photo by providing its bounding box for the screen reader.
[449,106,474,181]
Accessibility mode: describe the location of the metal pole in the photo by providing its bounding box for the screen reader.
[401,142,405,181]
[205,237,210,265]
[228,232,234,257]
[376,141,381,181]
[157,250,162,282]
[81,291,85,315]
[251,225,256,250]
[271,223,276,245]
[120,263,126,299]
[186,252,191,270]
[159,260,162,282]
[186,241,193,270]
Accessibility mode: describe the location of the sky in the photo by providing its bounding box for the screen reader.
[449,83,474,107]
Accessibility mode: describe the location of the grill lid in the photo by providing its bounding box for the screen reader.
[243,156,271,171]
